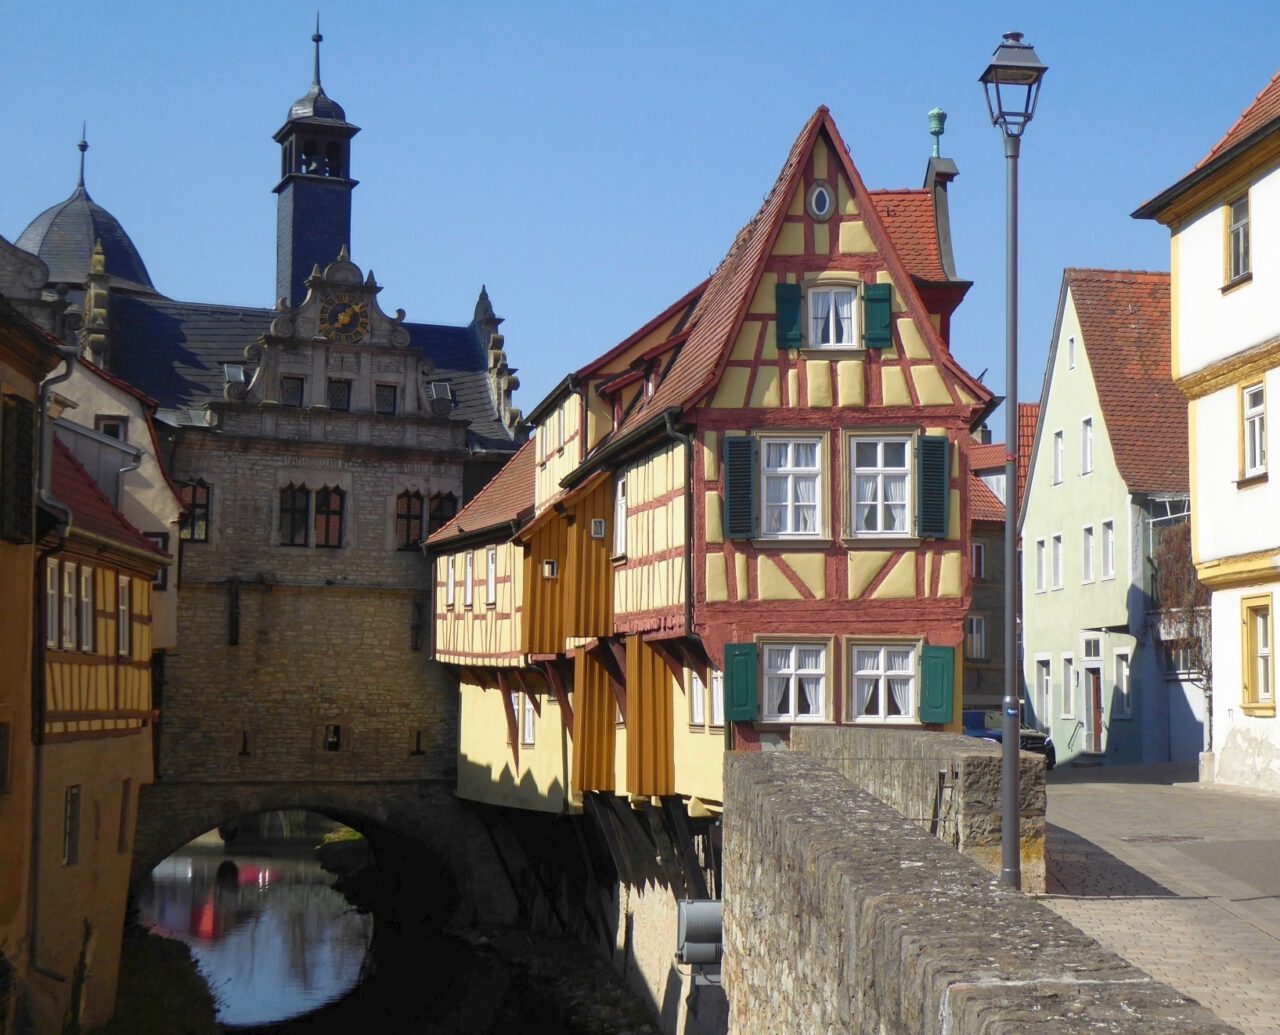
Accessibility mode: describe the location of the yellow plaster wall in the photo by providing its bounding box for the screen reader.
[712,367,750,409]
[937,550,963,597]
[882,365,911,406]
[433,542,521,663]
[614,443,689,617]
[871,553,916,600]
[914,365,952,406]
[895,318,930,360]
[805,362,833,407]
[749,367,780,408]
[705,553,728,603]
[786,552,826,597]
[705,491,724,544]
[774,221,805,256]
[836,360,865,407]
[748,273,778,315]
[534,395,583,510]
[839,220,875,255]
[757,556,802,600]
[457,679,569,813]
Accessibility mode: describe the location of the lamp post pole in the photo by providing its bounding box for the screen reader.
[980,30,1047,891]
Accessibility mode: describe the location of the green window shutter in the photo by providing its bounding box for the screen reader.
[916,435,950,538]
[862,283,893,349]
[724,643,758,722]
[723,436,758,540]
[775,283,803,348]
[919,645,954,724]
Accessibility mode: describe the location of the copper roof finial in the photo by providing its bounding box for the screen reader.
[77,123,88,190]
[312,13,323,88]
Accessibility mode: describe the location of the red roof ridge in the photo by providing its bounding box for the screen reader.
[866,187,929,196]
[79,357,160,410]
[1196,69,1280,170]
[427,437,536,545]
[1064,267,1170,281]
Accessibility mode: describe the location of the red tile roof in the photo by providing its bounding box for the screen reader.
[1196,70,1280,171]
[427,437,536,546]
[968,471,1005,524]
[869,190,948,283]
[1017,403,1039,512]
[970,441,1005,472]
[1064,269,1184,495]
[53,439,167,559]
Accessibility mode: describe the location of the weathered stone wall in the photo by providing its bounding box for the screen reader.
[792,726,1046,893]
[723,750,1240,1035]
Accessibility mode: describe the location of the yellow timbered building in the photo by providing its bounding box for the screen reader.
[429,106,993,902]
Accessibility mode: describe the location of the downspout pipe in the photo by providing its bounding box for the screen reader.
[30,345,79,984]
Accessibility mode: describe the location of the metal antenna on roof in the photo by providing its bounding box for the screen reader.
[77,123,88,190]
[312,13,323,88]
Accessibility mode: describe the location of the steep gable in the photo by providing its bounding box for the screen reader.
[1196,70,1280,172]
[428,437,536,546]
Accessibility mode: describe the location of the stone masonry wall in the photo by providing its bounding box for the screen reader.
[792,726,1046,893]
[723,751,1240,1035]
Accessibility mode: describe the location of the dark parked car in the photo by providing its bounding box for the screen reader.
[962,709,1055,769]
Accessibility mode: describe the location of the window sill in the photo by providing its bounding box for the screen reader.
[756,718,829,728]
[1241,702,1276,718]
[842,536,919,549]
[752,537,833,549]
[795,346,866,359]
[849,717,922,727]
[1221,272,1252,294]
[1237,471,1268,489]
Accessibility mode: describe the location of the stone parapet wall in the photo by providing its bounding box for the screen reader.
[723,751,1239,1034]
[791,726,1046,893]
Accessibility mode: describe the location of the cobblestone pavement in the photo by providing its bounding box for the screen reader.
[1043,763,1280,1035]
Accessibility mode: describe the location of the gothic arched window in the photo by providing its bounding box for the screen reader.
[280,485,310,547]
[428,492,458,534]
[314,487,345,548]
[396,491,425,550]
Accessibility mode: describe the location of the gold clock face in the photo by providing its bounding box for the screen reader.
[319,291,369,344]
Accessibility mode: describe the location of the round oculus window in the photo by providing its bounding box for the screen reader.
[806,181,834,221]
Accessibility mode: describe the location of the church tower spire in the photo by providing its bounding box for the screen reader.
[272,18,360,307]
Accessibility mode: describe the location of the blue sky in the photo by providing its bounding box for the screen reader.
[4,2,1278,425]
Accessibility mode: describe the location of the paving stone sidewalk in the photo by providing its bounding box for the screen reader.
[1042,763,1280,1035]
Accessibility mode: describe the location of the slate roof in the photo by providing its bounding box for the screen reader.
[16,184,156,294]
[1065,269,1185,495]
[427,437,536,546]
[108,295,514,449]
[53,438,167,559]
[868,190,948,283]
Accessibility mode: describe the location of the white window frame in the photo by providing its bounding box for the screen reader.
[807,284,859,348]
[1229,194,1251,282]
[1083,637,1102,661]
[79,566,94,652]
[446,555,456,609]
[61,562,77,651]
[1101,520,1115,580]
[1081,418,1094,475]
[849,434,911,538]
[1061,653,1075,719]
[521,692,536,745]
[45,559,59,648]
[1052,430,1064,485]
[761,641,828,722]
[850,642,918,724]
[117,575,131,658]
[760,436,824,539]
[1067,335,1076,370]
[1035,656,1052,726]
[971,541,985,580]
[1034,538,1046,593]
[464,552,474,609]
[710,669,724,728]
[1114,650,1132,719]
[689,670,706,727]
[485,547,497,607]
[613,475,627,557]
[965,615,986,660]
[1081,525,1094,584]
[1051,533,1063,590]
[1243,383,1266,478]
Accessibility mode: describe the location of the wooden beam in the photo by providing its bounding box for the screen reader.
[495,669,519,765]
[584,793,633,886]
[663,796,710,900]
[591,638,627,718]
[512,668,542,715]
[538,659,574,733]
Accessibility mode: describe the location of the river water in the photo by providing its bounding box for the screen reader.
[136,840,373,1027]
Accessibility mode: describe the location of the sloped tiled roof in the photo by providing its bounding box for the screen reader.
[1017,403,1039,511]
[869,190,947,283]
[1196,70,1280,171]
[53,438,167,558]
[969,471,1005,523]
[1066,269,1184,495]
[427,437,536,546]
[970,442,1005,472]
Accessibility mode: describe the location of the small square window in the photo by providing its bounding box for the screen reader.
[327,379,352,412]
[808,286,858,348]
[1243,383,1266,478]
[764,642,827,722]
[850,643,915,722]
[375,384,397,416]
[971,542,985,580]
[323,724,342,752]
[1081,418,1094,475]
[280,376,305,407]
[1229,195,1251,282]
[95,416,127,440]
[965,616,986,660]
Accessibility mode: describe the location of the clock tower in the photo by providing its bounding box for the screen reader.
[273,19,359,308]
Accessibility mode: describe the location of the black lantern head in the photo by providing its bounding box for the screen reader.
[980,31,1047,137]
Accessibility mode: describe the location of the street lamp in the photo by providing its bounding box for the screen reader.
[980,30,1047,891]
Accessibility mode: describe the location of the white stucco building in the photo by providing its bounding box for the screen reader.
[1136,72,1280,789]
[1021,268,1204,766]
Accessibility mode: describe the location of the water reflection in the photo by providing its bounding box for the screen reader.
[136,839,373,1027]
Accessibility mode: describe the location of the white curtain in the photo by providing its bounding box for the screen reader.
[767,676,789,717]
[794,475,817,532]
[884,474,908,532]
[834,290,854,344]
[811,291,832,345]
[854,677,875,717]
[856,475,879,531]
[888,678,911,716]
